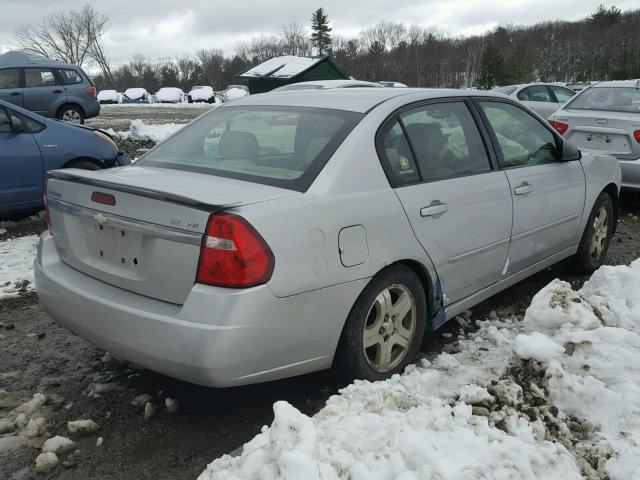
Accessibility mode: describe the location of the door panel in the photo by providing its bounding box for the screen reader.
[378,100,512,304]
[0,108,44,208]
[23,68,66,116]
[478,100,586,274]
[0,68,23,107]
[395,172,512,303]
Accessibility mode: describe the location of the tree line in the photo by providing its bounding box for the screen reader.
[14,4,640,92]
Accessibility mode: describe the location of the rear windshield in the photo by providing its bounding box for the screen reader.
[569,87,640,113]
[493,86,517,95]
[138,105,363,191]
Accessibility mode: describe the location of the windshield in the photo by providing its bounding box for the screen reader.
[569,87,640,113]
[138,105,363,191]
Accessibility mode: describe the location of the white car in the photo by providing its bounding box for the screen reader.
[97,90,120,105]
[188,86,216,103]
[223,85,250,102]
[122,88,152,104]
[493,83,576,118]
[155,87,185,104]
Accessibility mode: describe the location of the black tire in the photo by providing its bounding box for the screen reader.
[57,105,85,124]
[569,192,614,274]
[66,160,100,171]
[333,265,427,383]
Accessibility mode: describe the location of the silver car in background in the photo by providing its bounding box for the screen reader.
[493,83,576,118]
[36,89,620,387]
[548,80,640,190]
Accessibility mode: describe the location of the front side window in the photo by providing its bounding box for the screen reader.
[138,106,362,191]
[25,68,58,88]
[479,101,559,168]
[568,87,640,113]
[58,69,83,85]
[0,69,20,89]
[399,102,491,182]
[522,85,552,103]
[550,86,575,103]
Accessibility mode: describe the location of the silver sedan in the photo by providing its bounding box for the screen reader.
[36,88,621,387]
[493,83,576,118]
[548,80,640,190]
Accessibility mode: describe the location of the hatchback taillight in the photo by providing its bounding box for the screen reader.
[196,213,274,288]
[44,179,52,234]
[634,130,640,143]
[86,86,97,97]
[549,120,569,135]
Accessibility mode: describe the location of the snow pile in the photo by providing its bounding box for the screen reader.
[199,260,640,480]
[107,119,185,144]
[0,234,39,299]
[515,261,640,479]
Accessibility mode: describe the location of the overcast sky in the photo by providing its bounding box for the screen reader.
[0,0,637,63]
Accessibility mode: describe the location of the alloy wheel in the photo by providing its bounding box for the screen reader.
[590,205,609,261]
[62,109,82,124]
[362,284,417,372]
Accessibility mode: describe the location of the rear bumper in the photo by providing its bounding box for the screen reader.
[84,100,100,119]
[620,158,640,190]
[35,233,367,387]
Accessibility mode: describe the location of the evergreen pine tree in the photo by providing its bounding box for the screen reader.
[310,8,332,55]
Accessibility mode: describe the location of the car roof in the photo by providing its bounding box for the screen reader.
[0,50,78,69]
[591,80,640,88]
[223,88,508,113]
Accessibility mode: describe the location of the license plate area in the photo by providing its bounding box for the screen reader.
[95,223,143,268]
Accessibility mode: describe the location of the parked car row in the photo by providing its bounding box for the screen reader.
[97,85,250,105]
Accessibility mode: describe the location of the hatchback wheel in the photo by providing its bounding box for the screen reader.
[334,265,426,382]
[569,192,614,274]
[58,106,84,124]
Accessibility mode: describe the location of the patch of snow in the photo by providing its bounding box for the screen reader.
[270,57,319,78]
[67,419,99,435]
[198,260,640,480]
[107,119,185,144]
[35,452,58,473]
[42,436,76,454]
[242,56,299,77]
[101,102,211,109]
[0,234,39,299]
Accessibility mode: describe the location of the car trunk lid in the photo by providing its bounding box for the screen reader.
[558,109,640,159]
[46,166,299,304]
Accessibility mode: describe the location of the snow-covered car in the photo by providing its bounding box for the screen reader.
[188,86,216,103]
[37,88,621,388]
[97,90,120,105]
[155,87,185,104]
[272,80,383,92]
[378,81,408,88]
[122,88,151,104]
[222,85,249,102]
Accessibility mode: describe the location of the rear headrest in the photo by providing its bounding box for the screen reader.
[218,131,259,160]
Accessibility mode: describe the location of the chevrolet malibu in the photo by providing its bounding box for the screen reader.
[36,89,621,387]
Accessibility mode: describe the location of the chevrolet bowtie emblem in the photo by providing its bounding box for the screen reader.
[94,213,109,225]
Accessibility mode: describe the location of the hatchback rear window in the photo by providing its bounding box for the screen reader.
[569,87,640,113]
[58,69,83,85]
[138,106,363,191]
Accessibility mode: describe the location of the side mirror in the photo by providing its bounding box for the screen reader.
[10,116,25,132]
[560,140,581,161]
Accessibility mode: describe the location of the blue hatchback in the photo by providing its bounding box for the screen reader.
[0,98,130,218]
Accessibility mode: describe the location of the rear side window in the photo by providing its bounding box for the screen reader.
[58,69,83,85]
[0,108,11,133]
[379,120,421,186]
[568,87,640,113]
[25,68,58,88]
[0,69,20,89]
[479,101,559,168]
[138,106,363,191]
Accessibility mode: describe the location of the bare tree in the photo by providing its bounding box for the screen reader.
[282,23,311,56]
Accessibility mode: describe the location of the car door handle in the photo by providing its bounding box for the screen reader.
[53,89,64,94]
[514,182,533,196]
[9,91,21,96]
[420,201,448,217]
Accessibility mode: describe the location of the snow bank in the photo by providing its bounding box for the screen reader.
[107,119,185,144]
[0,234,39,299]
[199,260,640,480]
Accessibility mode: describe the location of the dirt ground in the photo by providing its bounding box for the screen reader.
[1,105,639,479]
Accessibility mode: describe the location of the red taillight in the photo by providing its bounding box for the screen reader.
[549,120,569,135]
[634,130,640,143]
[196,213,274,288]
[91,191,116,206]
[86,86,97,97]
[44,179,52,234]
